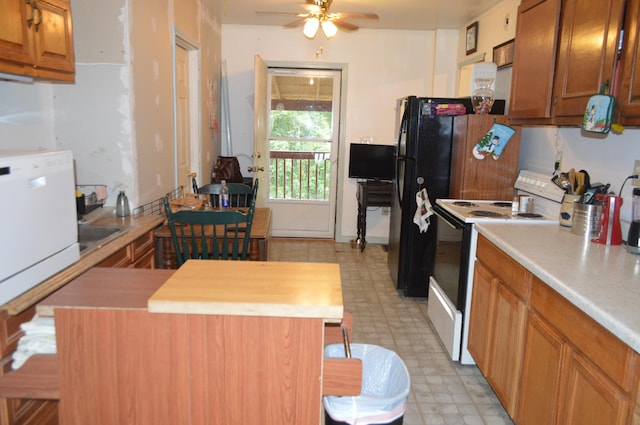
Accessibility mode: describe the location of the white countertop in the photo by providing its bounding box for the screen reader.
[475,222,640,353]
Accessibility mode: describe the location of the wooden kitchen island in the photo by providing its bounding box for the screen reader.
[2,261,360,425]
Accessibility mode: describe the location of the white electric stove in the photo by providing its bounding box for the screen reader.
[428,170,564,364]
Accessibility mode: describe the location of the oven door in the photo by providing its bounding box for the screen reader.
[428,204,472,361]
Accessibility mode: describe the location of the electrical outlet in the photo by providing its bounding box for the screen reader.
[382,207,390,216]
[634,160,640,187]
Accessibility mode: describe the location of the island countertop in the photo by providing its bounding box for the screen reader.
[476,222,640,353]
[147,260,344,322]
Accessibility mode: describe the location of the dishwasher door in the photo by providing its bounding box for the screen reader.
[0,150,79,304]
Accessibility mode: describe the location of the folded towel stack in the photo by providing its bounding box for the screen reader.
[11,315,56,370]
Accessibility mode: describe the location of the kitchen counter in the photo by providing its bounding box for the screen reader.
[29,265,353,424]
[1,208,163,315]
[476,222,640,353]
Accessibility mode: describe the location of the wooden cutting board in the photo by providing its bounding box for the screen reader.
[147,260,344,322]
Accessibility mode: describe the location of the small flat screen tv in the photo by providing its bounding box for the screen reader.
[348,143,395,181]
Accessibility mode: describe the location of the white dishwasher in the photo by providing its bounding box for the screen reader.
[0,150,79,305]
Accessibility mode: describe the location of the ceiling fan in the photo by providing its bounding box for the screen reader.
[257,0,379,39]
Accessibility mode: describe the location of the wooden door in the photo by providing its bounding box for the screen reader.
[486,282,527,417]
[551,0,625,123]
[449,115,521,201]
[508,0,561,122]
[467,261,495,373]
[0,0,34,68]
[558,348,630,425]
[31,0,74,74]
[618,0,640,125]
[517,313,564,425]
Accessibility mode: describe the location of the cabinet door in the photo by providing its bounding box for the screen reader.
[467,261,495,373]
[517,313,564,425]
[0,0,34,68]
[450,115,521,201]
[618,0,640,125]
[551,0,625,123]
[486,282,527,417]
[508,0,561,121]
[558,349,630,425]
[31,0,74,74]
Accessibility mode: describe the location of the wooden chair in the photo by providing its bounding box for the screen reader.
[193,178,257,209]
[162,197,256,266]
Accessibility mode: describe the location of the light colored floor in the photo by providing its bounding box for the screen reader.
[269,239,514,425]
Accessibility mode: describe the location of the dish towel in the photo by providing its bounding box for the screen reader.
[11,315,56,370]
[413,188,433,233]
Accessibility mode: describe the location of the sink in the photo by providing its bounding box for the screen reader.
[77,224,126,252]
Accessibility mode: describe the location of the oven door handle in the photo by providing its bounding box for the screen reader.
[432,205,465,230]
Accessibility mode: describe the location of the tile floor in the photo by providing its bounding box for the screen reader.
[269,239,514,425]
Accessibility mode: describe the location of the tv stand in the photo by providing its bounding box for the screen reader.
[356,181,393,251]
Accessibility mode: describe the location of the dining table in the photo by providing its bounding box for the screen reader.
[153,207,272,268]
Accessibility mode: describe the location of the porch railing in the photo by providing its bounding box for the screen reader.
[269,151,331,200]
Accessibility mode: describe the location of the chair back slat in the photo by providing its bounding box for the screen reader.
[162,197,256,266]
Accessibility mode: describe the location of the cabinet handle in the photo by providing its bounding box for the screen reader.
[32,0,42,32]
[25,0,42,31]
[25,0,34,28]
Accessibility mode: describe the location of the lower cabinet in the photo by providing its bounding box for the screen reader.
[518,277,638,425]
[468,235,529,417]
[96,231,155,269]
[0,229,156,424]
[471,234,640,425]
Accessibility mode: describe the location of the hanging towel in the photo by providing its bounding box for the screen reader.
[11,315,56,370]
[413,188,433,233]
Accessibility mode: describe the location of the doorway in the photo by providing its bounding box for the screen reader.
[173,32,200,192]
[260,67,342,238]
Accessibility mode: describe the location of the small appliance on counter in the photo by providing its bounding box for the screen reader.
[628,188,640,254]
[0,150,80,305]
[592,194,623,246]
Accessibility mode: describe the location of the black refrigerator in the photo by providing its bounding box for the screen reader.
[387,96,461,297]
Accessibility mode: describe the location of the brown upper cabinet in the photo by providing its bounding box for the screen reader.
[509,0,633,126]
[0,0,75,82]
[619,0,640,124]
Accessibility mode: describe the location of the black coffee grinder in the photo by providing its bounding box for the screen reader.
[628,188,640,254]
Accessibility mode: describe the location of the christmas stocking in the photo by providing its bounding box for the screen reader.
[472,122,516,160]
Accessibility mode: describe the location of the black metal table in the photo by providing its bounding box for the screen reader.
[356,181,393,251]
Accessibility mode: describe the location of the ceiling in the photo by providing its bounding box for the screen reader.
[216,0,504,31]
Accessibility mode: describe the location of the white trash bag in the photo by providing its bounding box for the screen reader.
[323,344,410,425]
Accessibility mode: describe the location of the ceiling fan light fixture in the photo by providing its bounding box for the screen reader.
[303,17,320,38]
[321,20,338,38]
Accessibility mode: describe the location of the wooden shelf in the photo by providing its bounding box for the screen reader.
[0,355,59,400]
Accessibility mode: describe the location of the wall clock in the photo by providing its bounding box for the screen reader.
[466,22,478,55]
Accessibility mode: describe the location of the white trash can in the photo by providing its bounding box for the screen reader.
[323,344,410,425]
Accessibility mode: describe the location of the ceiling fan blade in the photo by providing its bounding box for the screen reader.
[334,12,379,21]
[256,11,307,17]
[333,20,359,32]
[283,18,308,28]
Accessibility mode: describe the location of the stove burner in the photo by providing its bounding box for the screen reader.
[453,201,477,207]
[469,210,507,218]
[516,213,543,219]
[492,202,512,208]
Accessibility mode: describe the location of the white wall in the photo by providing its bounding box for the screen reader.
[222,24,457,243]
[519,127,640,235]
[0,0,221,209]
